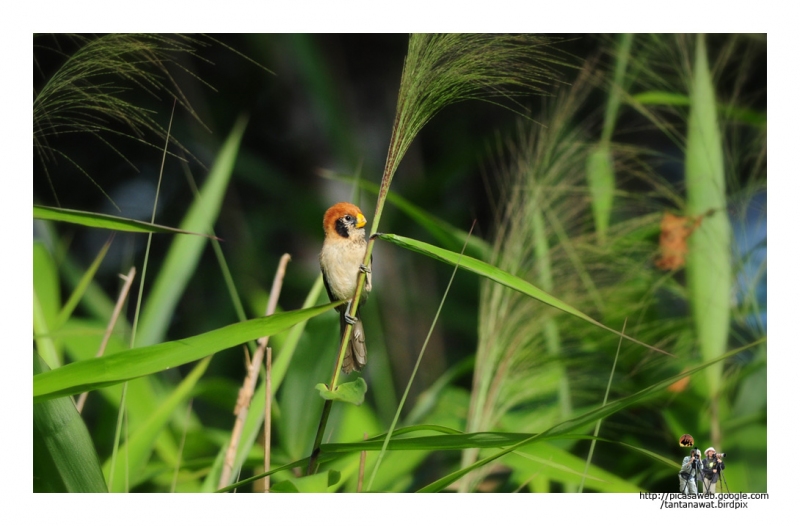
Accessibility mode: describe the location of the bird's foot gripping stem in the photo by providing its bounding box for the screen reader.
[344,300,358,325]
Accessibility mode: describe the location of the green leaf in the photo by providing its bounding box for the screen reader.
[685,35,731,398]
[33,242,62,368]
[502,441,643,493]
[269,480,300,493]
[586,146,615,244]
[315,377,368,405]
[327,470,341,487]
[631,91,766,127]
[104,357,211,492]
[415,342,755,492]
[272,274,325,390]
[33,241,60,329]
[34,300,343,403]
[33,205,218,238]
[60,318,182,468]
[33,354,108,492]
[56,237,113,329]
[377,233,670,355]
[283,470,340,493]
[34,290,60,370]
[137,117,247,347]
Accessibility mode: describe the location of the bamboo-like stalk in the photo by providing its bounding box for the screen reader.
[263,346,273,492]
[218,253,291,489]
[75,267,137,414]
[357,433,368,493]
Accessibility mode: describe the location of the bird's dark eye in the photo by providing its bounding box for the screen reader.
[343,215,353,222]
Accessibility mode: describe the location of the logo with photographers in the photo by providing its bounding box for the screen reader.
[678,435,728,495]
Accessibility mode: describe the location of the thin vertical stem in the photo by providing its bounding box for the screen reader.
[76,266,136,413]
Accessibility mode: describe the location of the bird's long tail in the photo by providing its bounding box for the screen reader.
[341,315,367,374]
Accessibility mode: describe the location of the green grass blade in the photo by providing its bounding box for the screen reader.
[602,33,633,142]
[378,233,669,355]
[585,146,615,244]
[631,91,766,127]
[33,205,218,237]
[55,237,113,329]
[33,290,60,370]
[33,354,108,492]
[272,274,325,389]
[34,300,343,402]
[33,242,62,368]
[33,241,60,330]
[416,341,757,492]
[136,117,247,347]
[103,356,211,492]
[586,33,631,244]
[578,321,625,492]
[685,35,731,399]
[502,442,642,493]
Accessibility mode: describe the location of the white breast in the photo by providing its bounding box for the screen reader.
[319,238,369,301]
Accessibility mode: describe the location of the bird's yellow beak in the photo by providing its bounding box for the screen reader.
[356,213,367,229]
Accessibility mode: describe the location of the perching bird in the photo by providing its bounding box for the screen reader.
[319,202,372,373]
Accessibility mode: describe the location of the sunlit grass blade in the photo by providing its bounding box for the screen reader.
[33,300,343,402]
[137,117,247,347]
[104,357,211,492]
[416,340,758,492]
[33,241,60,330]
[33,205,218,238]
[34,290,60,370]
[33,241,62,368]
[33,354,107,492]
[378,233,670,355]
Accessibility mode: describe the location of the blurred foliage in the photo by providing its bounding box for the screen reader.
[33,34,766,493]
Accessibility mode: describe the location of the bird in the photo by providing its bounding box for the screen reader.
[319,202,372,373]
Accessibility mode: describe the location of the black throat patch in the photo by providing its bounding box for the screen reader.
[335,218,351,238]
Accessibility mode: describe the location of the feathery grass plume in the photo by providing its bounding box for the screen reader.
[33,34,212,205]
[372,33,569,229]
[615,34,766,450]
[307,33,573,477]
[460,74,598,492]
[594,34,765,488]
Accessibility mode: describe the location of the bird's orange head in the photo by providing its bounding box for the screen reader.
[323,202,367,239]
